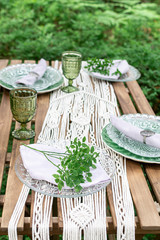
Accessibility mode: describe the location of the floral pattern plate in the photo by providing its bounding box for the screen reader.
[102,114,160,163]
[0,64,64,94]
[105,114,160,158]
[82,61,141,82]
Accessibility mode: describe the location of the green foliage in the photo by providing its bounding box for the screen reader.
[106,20,160,115]
[0,236,8,240]
[0,236,31,240]
[85,58,122,76]
[142,234,157,240]
[0,0,159,115]
[24,137,99,192]
[53,137,99,192]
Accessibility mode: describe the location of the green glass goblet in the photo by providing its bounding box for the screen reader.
[61,51,82,93]
[10,88,37,140]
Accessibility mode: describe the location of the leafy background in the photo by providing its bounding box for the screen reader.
[0,0,160,115]
[0,0,160,239]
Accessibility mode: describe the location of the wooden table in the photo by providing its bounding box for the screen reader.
[0,59,160,240]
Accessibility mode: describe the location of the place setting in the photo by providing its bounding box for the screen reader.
[82,58,141,82]
[15,137,115,198]
[6,52,118,197]
[102,113,160,164]
[0,58,64,93]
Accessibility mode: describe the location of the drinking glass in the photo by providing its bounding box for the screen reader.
[61,51,82,93]
[10,87,37,140]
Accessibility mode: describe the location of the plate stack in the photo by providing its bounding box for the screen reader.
[102,114,160,164]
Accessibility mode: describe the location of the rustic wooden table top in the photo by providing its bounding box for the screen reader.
[0,59,160,239]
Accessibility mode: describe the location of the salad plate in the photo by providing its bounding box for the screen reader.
[0,64,64,94]
[82,61,141,82]
[102,114,160,163]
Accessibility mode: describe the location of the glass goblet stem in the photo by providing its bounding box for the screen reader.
[68,79,73,86]
[21,123,27,130]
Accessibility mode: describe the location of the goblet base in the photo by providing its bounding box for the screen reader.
[12,128,35,140]
[61,85,79,93]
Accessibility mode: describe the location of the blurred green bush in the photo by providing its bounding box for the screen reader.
[0,0,159,114]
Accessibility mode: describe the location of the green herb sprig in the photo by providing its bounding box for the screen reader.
[23,137,99,192]
[85,57,122,77]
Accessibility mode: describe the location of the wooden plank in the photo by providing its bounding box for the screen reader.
[57,198,63,229]
[112,82,137,114]
[18,236,23,240]
[10,60,22,65]
[126,81,160,204]
[34,94,50,142]
[145,165,160,203]
[5,152,11,163]
[106,184,117,229]
[1,60,31,231]
[127,160,160,230]
[0,90,12,188]
[135,235,144,240]
[0,59,8,70]
[112,81,160,230]
[24,60,36,64]
[108,235,116,240]
[1,122,30,230]
[0,60,11,189]
[126,81,154,115]
[0,194,31,205]
[30,88,50,228]
[0,59,22,188]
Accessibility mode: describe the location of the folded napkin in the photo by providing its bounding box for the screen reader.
[16,58,47,86]
[87,60,129,80]
[20,144,110,189]
[110,115,160,149]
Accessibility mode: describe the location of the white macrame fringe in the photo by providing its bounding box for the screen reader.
[61,188,107,240]
[32,192,53,240]
[8,185,30,240]
[111,154,135,240]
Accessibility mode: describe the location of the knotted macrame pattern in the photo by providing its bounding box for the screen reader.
[8,61,135,240]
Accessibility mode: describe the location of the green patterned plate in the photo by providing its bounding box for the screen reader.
[102,114,160,164]
[0,64,64,94]
[106,114,160,158]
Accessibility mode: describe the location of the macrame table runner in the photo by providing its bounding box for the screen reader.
[8,61,135,240]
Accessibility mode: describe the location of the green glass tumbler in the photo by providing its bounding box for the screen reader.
[61,51,82,93]
[10,88,37,140]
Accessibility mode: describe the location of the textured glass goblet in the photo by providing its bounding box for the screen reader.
[61,51,82,93]
[10,88,37,140]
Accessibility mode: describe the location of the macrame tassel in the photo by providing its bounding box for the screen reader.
[8,185,30,240]
[42,195,53,240]
[60,188,107,240]
[84,188,107,240]
[32,192,53,240]
[111,153,135,240]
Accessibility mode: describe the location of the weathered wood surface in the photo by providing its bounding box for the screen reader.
[112,81,160,230]
[0,60,160,238]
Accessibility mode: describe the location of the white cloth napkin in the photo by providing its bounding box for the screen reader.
[110,115,160,149]
[20,144,110,189]
[16,58,47,86]
[84,60,129,80]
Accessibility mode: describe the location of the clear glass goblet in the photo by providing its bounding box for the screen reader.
[61,51,82,93]
[10,87,37,140]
